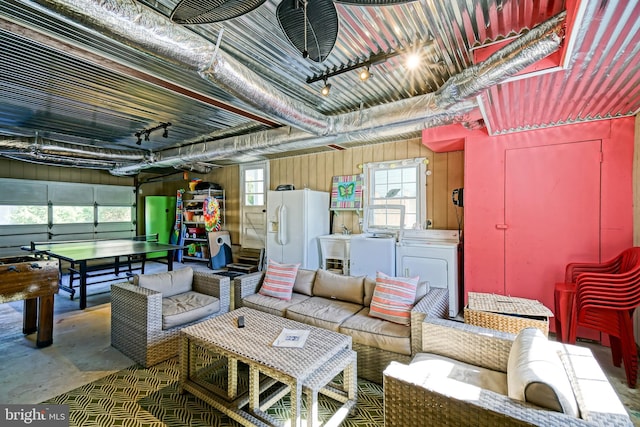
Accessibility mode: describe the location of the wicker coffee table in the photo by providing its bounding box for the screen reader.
[179,307,357,427]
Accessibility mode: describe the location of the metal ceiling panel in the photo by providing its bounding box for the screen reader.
[0,0,638,173]
[480,0,640,134]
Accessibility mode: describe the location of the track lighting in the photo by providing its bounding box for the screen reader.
[133,122,172,144]
[306,40,433,85]
[321,79,331,96]
[359,67,371,81]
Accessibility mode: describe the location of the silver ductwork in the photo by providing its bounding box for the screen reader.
[32,0,331,135]
[109,99,479,175]
[0,136,147,162]
[15,1,565,175]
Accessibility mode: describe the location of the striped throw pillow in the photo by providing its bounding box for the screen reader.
[258,260,300,301]
[369,272,419,325]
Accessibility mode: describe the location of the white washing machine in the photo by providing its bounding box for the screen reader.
[349,234,396,279]
[349,205,403,279]
[396,229,461,318]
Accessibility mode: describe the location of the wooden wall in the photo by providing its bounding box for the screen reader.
[0,158,133,186]
[193,137,464,244]
[0,136,464,246]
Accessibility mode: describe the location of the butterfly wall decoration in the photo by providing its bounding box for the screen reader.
[331,174,363,210]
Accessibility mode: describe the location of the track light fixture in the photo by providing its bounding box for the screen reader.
[321,78,331,96]
[133,122,172,145]
[359,66,371,81]
[306,40,433,85]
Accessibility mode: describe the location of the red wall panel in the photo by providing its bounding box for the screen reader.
[423,117,635,330]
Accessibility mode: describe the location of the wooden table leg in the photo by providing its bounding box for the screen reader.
[23,298,38,335]
[36,295,54,348]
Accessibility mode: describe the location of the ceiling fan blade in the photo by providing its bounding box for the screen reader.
[170,0,266,24]
[334,0,416,4]
[277,0,338,63]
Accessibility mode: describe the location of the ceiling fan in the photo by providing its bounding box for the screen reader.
[170,0,415,62]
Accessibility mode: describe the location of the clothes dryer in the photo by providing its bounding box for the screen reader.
[396,229,461,318]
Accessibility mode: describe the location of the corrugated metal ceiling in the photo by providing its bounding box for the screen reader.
[0,0,638,174]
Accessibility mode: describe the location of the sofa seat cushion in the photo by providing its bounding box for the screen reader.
[340,307,411,355]
[136,267,194,297]
[162,291,219,329]
[286,296,362,331]
[410,352,508,396]
[243,292,310,317]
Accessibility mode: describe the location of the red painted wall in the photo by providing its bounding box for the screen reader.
[423,117,634,324]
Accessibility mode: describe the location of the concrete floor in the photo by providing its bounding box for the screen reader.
[0,261,638,425]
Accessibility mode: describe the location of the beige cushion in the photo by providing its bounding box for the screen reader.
[340,307,411,355]
[242,292,310,317]
[136,267,193,297]
[285,296,362,331]
[293,269,316,296]
[507,328,579,417]
[161,291,219,329]
[313,269,365,305]
[411,352,508,396]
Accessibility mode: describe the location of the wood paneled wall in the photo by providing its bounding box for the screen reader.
[0,159,133,186]
[194,137,464,244]
[0,137,464,245]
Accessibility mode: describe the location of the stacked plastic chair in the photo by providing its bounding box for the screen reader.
[554,247,640,388]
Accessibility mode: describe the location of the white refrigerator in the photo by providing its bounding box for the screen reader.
[266,189,330,270]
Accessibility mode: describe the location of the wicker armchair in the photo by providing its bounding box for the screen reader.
[111,269,230,367]
[384,318,633,427]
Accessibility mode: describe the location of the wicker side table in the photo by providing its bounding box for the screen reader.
[463,292,553,336]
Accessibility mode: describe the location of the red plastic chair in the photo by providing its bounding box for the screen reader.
[570,269,640,388]
[554,247,640,343]
[554,247,640,388]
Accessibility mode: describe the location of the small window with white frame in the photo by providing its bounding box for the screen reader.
[363,158,427,230]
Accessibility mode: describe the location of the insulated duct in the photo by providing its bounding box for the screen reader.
[31,0,331,135]
[15,1,564,175]
[109,10,564,175]
[0,136,146,162]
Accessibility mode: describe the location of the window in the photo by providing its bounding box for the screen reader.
[244,167,265,206]
[0,205,48,225]
[98,206,133,223]
[364,158,427,230]
[52,206,94,224]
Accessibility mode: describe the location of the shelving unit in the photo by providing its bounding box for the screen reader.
[181,188,225,263]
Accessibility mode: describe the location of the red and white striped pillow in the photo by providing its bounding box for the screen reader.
[369,271,419,325]
[258,260,300,301]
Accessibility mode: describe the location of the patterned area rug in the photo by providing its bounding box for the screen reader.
[43,358,384,426]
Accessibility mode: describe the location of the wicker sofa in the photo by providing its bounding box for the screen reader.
[234,268,449,383]
[383,317,633,426]
[111,267,230,367]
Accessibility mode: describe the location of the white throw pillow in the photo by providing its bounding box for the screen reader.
[507,328,579,417]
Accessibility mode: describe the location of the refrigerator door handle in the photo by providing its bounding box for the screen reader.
[278,204,288,245]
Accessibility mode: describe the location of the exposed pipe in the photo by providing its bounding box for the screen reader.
[108,10,564,174]
[11,1,565,175]
[31,0,331,135]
